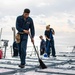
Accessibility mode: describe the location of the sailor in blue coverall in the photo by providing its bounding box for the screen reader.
[13,41,18,57]
[16,9,35,68]
[45,25,56,57]
[39,35,46,55]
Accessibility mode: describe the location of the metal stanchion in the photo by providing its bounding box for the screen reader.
[1,40,9,58]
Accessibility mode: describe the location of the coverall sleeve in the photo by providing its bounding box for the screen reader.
[51,28,55,34]
[16,17,24,32]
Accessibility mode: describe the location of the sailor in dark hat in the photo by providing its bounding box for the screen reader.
[16,8,35,68]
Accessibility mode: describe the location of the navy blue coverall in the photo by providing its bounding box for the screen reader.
[40,39,46,55]
[16,15,35,65]
[45,28,56,57]
[13,41,18,56]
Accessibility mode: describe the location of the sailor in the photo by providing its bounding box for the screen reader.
[72,46,75,52]
[39,35,46,55]
[16,9,35,68]
[12,41,18,57]
[44,25,56,57]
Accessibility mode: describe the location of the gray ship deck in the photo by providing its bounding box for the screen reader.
[0,52,75,75]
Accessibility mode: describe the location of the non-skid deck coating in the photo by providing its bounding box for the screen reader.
[0,52,75,75]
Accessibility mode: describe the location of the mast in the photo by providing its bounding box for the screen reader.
[0,28,2,46]
[12,27,16,42]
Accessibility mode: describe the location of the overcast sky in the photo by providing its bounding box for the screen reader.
[0,0,75,36]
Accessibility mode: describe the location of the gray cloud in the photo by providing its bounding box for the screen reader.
[26,0,75,16]
[0,0,75,32]
[67,19,75,29]
[68,19,74,26]
[0,0,75,17]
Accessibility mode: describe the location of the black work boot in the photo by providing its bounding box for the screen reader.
[18,64,25,68]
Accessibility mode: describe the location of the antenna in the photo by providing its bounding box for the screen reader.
[12,27,16,42]
[0,28,2,46]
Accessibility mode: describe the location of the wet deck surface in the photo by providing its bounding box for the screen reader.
[0,52,75,75]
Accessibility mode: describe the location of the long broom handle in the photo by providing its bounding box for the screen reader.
[29,34,40,58]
